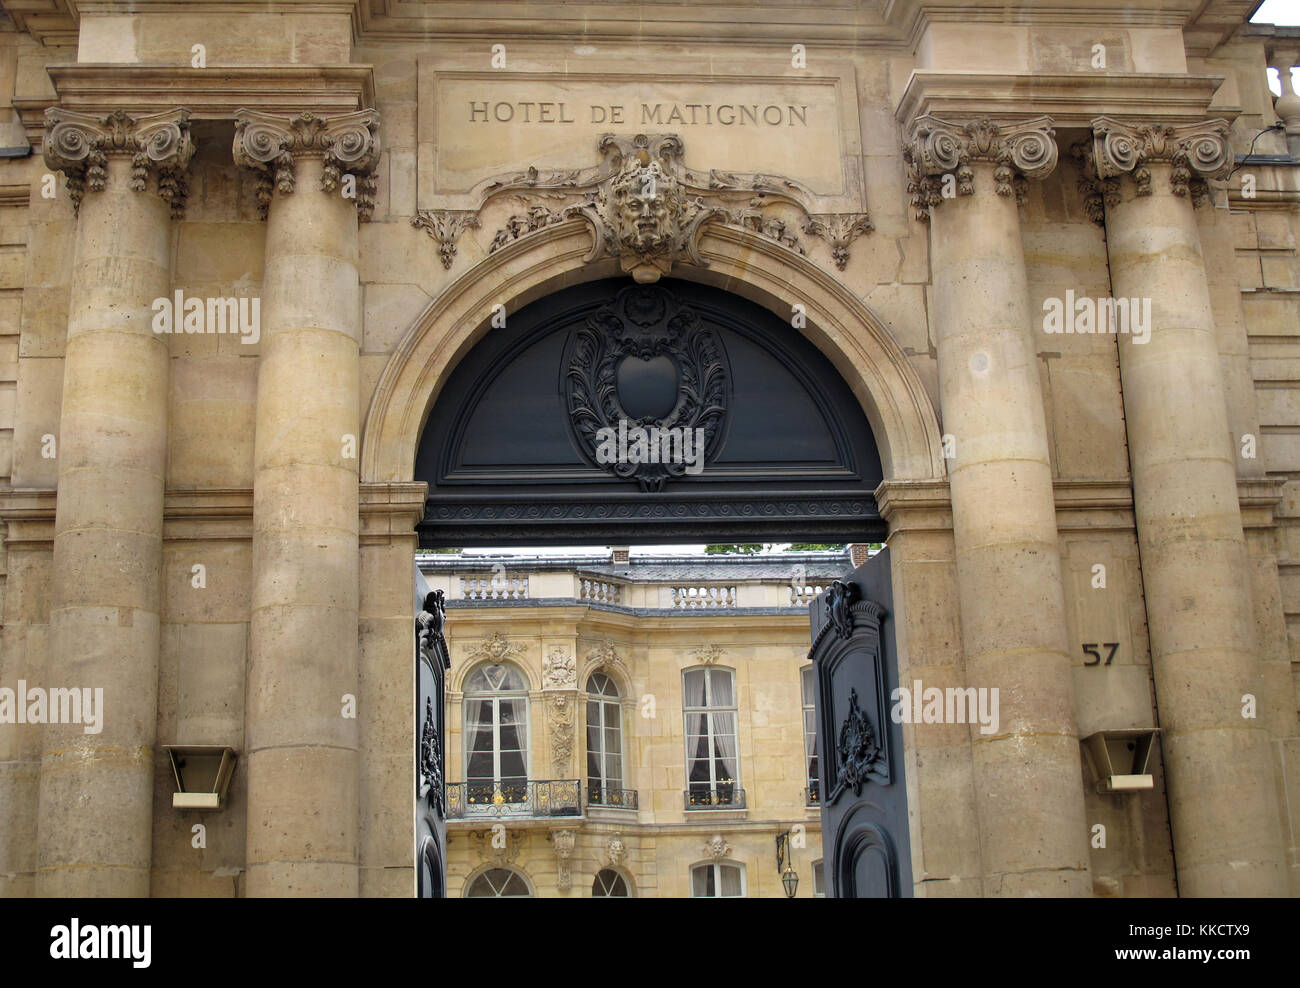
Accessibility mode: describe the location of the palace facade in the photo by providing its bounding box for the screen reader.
[0,0,1297,898]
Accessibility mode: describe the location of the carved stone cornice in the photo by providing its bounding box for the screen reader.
[413,132,872,280]
[1089,117,1232,204]
[232,108,381,220]
[43,107,195,217]
[902,114,1057,220]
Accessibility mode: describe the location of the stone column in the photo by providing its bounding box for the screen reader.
[904,116,1091,896]
[1088,118,1288,896]
[234,109,379,896]
[36,108,194,896]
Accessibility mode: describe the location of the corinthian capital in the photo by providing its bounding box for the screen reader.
[233,108,381,221]
[902,114,1057,220]
[43,107,195,217]
[1090,117,1232,201]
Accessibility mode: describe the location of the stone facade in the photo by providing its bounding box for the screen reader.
[423,550,838,898]
[0,1,1296,898]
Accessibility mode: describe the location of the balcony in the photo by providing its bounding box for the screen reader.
[446,780,582,819]
[587,787,639,810]
[685,785,747,810]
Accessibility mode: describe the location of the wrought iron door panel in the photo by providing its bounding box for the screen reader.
[416,567,450,898]
[809,547,911,898]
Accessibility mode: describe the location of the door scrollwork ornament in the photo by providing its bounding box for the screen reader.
[418,695,444,813]
[830,688,880,801]
[827,579,859,639]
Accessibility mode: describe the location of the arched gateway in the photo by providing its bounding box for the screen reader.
[368,225,946,898]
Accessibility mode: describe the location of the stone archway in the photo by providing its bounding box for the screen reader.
[361,221,945,485]
[358,221,961,898]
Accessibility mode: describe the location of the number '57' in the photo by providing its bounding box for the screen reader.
[1082,642,1119,666]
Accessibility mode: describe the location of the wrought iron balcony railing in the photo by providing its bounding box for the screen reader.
[587,786,639,810]
[446,779,582,819]
[805,782,821,806]
[685,785,747,809]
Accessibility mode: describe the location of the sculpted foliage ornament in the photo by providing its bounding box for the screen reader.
[410,209,480,268]
[418,696,444,813]
[44,107,195,217]
[416,132,872,276]
[547,694,576,776]
[903,114,1058,220]
[233,109,381,220]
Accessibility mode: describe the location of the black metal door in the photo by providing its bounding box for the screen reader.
[810,547,911,898]
[415,567,449,898]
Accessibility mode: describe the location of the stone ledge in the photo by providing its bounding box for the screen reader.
[16,64,377,147]
[895,71,1235,129]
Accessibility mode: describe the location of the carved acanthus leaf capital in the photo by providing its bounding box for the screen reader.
[1090,117,1231,201]
[233,108,381,220]
[903,114,1057,219]
[44,107,195,217]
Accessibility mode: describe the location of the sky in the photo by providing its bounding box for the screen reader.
[1253,0,1300,26]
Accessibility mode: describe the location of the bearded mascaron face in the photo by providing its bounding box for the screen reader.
[613,167,677,252]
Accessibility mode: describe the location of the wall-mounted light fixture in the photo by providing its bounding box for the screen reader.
[775,830,799,898]
[164,744,237,810]
[1081,729,1159,794]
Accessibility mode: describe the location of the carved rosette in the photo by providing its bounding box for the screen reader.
[232,108,381,220]
[903,114,1058,220]
[1089,117,1231,203]
[44,107,195,218]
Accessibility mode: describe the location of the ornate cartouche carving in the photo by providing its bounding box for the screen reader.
[232,109,381,220]
[414,132,873,276]
[564,283,729,491]
[902,114,1058,220]
[44,107,195,217]
[1089,117,1231,203]
[543,646,577,689]
[831,687,881,800]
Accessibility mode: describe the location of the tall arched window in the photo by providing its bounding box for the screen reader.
[463,662,529,804]
[683,666,740,807]
[801,665,819,805]
[586,672,624,805]
[690,861,745,897]
[464,867,532,897]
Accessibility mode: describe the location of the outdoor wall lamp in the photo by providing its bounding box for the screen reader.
[164,744,237,810]
[1081,729,1159,794]
[775,830,799,898]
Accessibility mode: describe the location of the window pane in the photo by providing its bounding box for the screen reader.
[691,867,709,897]
[720,865,741,897]
[709,669,734,706]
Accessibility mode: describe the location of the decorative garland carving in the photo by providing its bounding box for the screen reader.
[691,644,726,666]
[1089,117,1231,202]
[830,688,880,800]
[902,114,1058,220]
[546,694,575,777]
[415,132,871,277]
[564,283,729,491]
[552,829,576,891]
[233,109,381,220]
[543,646,577,689]
[44,107,195,218]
